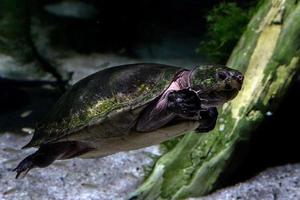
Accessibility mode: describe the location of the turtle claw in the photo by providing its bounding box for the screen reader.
[13,156,35,179]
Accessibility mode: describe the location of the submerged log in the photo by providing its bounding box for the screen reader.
[131,0,300,199]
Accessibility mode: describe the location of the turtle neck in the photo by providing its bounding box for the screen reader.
[176,70,190,89]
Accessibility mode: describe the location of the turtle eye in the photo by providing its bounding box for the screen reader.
[217,71,228,81]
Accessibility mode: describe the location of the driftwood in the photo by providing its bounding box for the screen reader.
[131,0,300,199]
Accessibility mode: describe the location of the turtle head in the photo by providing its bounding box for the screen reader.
[188,65,243,108]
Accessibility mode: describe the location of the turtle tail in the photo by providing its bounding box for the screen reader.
[21,131,42,149]
[21,141,37,149]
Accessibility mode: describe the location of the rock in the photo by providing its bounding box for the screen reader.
[189,164,300,200]
[44,1,98,19]
[0,55,53,81]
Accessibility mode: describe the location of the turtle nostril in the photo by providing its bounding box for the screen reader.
[235,73,244,84]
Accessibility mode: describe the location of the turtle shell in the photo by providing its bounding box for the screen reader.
[24,63,184,148]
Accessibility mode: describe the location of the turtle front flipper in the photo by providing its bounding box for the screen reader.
[196,107,218,133]
[167,90,218,132]
[167,89,202,118]
[14,141,93,178]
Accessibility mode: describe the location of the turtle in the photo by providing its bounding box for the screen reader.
[14,63,243,178]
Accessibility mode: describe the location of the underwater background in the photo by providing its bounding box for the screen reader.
[1,0,300,199]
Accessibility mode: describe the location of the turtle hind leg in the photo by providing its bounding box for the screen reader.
[14,141,93,179]
[13,148,59,179]
[13,154,36,179]
[13,145,63,179]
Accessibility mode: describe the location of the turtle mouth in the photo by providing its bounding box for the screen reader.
[229,79,243,91]
[195,88,239,108]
